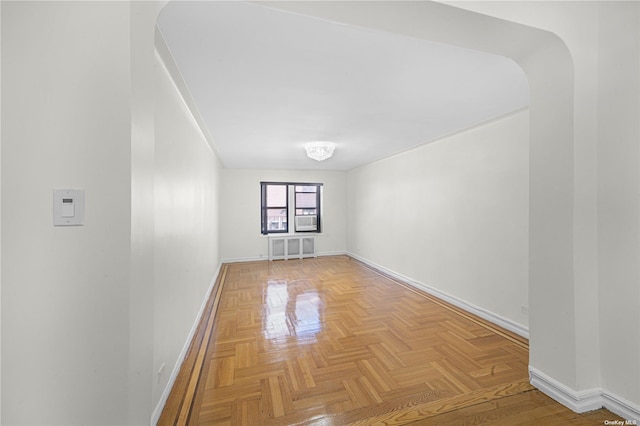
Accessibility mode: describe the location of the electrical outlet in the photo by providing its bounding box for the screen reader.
[521,305,529,314]
[157,363,165,383]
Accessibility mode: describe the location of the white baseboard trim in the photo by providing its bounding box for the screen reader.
[529,367,640,421]
[529,367,603,413]
[150,263,222,426]
[220,256,265,263]
[347,252,529,339]
[317,251,347,257]
[603,391,640,422]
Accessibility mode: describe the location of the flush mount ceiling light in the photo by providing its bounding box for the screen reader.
[304,142,336,161]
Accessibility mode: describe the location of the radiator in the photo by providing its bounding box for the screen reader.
[268,235,316,260]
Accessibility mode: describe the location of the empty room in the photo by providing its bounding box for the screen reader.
[1,1,639,425]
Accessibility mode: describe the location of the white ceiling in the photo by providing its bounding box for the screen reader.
[157,1,529,171]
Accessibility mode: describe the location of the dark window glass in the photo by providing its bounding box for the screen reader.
[294,185,321,232]
[261,183,288,234]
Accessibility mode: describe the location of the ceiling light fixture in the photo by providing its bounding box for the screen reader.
[305,142,336,161]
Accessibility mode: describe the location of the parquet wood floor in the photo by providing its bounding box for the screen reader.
[159,255,622,425]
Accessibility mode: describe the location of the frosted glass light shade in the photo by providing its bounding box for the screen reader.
[304,142,336,161]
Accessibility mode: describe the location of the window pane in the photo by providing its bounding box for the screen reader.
[267,208,287,231]
[295,185,317,193]
[266,185,287,207]
[295,192,316,208]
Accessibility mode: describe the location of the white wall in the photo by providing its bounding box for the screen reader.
[220,169,347,261]
[448,1,640,414]
[449,0,602,393]
[129,3,165,423]
[1,2,132,424]
[597,1,640,406]
[347,109,529,331]
[152,47,221,414]
[1,2,4,420]
[1,1,221,424]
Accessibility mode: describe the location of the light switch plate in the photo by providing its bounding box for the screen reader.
[53,189,84,226]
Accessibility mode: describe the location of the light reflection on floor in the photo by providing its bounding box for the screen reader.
[263,280,323,344]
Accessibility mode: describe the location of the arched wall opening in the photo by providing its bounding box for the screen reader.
[143,0,579,421]
[207,0,577,389]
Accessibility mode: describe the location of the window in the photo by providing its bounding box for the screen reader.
[261,183,288,234]
[295,185,319,216]
[261,182,322,234]
[294,185,320,232]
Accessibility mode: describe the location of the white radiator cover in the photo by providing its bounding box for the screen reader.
[268,235,317,260]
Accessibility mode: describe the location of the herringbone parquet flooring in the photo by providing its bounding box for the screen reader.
[159,256,623,425]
